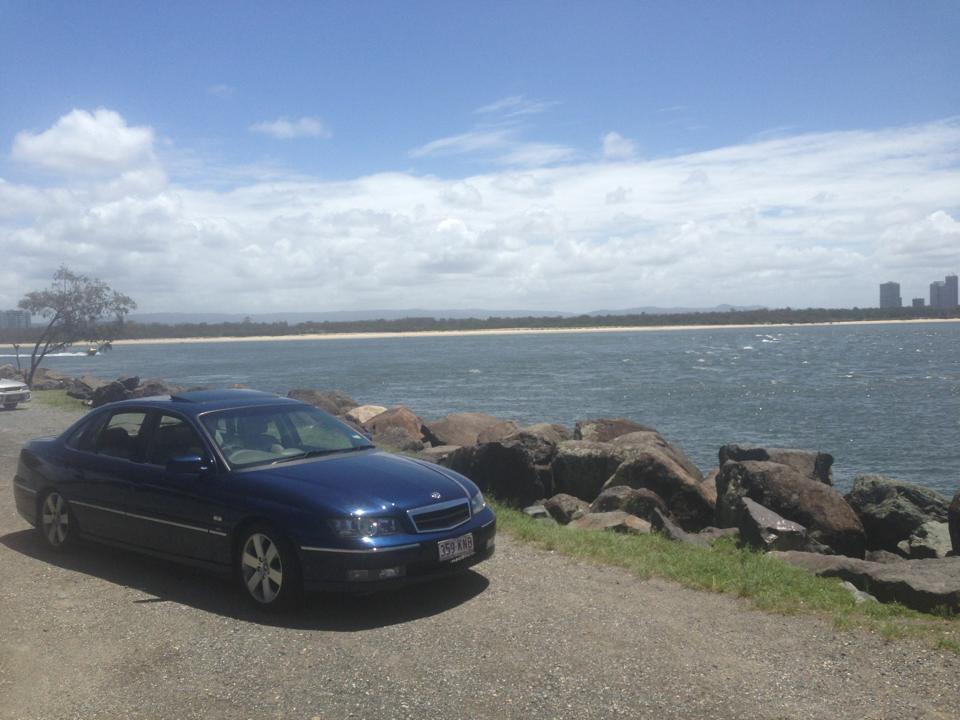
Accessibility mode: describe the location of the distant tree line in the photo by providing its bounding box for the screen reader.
[3,306,960,345]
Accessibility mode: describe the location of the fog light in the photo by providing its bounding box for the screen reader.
[346,566,406,582]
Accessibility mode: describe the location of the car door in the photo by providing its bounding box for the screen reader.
[64,409,148,543]
[124,412,232,565]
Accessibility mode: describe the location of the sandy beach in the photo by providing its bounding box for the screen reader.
[112,317,960,346]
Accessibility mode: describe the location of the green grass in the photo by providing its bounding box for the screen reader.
[491,500,960,652]
[30,388,88,411]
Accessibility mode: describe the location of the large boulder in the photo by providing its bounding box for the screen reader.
[90,381,131,407]
[738,497,810,552]
[717,460,865,558]
[844,474,950,553]
[699,468,719,508]
[31,368,73,390]
[589,486,668,522]
[951,491,960,556]
[425,412,519,447]
[574,418,654,443]
[551,441,626,502]
[611,431,703,482]
[719,444,834,485]
[568,511,651,535]
[500,423,571,465]
[0,364,18,379]
[362,406,430,449]
[771,551,960,614]
[897,522,953,560]
[65,374,108,399]
[442,442,544,508]
[649,509,710,548]
[128,379,183,399]
[603,451,713,531]
[417,445,460,465]
[287,389,358,416]
[345,405,387,425]
[543,493,590,524]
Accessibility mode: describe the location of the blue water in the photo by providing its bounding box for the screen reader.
[20,323,960,497]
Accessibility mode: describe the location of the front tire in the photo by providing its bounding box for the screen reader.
[237,525,302,609]
[38,491,73,550]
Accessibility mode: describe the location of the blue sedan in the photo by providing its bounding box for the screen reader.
[12,389,496,608]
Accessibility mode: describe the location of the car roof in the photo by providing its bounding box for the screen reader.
[104,388,300,415]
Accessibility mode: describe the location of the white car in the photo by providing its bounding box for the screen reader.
[0,378,31,409]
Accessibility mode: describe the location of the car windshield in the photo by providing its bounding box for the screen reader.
[200,404,374,468]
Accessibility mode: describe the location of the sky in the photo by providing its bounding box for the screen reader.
[1,0,959,315]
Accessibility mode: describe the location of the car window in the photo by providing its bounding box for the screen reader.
[148,414,206,466]
[201,404,373,468]
[95,411,149,461]
[65,414,106,453]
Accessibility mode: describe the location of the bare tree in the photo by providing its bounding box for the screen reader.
[18,267,136,387]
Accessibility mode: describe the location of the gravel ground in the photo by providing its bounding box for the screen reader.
[1,400,959,719]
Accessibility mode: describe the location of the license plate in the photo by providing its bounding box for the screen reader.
[438,533,474,562]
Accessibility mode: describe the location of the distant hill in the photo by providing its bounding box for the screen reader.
[586,304,765,316]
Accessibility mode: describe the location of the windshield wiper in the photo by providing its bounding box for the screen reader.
[269,446,373,465]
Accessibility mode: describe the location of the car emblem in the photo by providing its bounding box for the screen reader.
[431,491,442,500]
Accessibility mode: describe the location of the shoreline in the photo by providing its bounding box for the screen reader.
[111,317,960,346]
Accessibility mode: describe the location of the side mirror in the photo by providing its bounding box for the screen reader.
[166,455,210,476]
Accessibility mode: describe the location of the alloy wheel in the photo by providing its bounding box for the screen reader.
[240,532,284,604]
[41,492,70,548]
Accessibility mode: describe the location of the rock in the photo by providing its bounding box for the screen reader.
[442,442,543,508]
[287,388,358,416]
[699,467,719,508]
[649,509,710,548]
[551,441,626,502]
[425,412,519,447]
[500,423,570,465]
[698,527,740,544]
[603,450,713,532]
[31,368,73,390]
[844,474,950,553]
[568,511,651,535]
[90,381,131,407]
[523,505,552,521]
[543,493,590,524]
[574,418,655,443]
[345,405,387,425]
[64,374,108,399]
[589,486,669,522]
[951,491,960,556]
[611,431,703,482]
[362,406,430,449]
[770,551,960,614]
[865,550,905,564]
[738,497,810,552]
[719,444,834,485]
[841,581,879,605]
[417,445,461,465]
[128,379,183,399]
[373,426,424,452]
[897,521,953,559]
[717,460,865,558]
[117,376,140,391]
[0,364,18,379]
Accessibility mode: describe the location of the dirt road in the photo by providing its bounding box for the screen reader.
[1,402,958,719]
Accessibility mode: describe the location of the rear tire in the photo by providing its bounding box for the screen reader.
[38,491,74,551]
[236,524,302,610]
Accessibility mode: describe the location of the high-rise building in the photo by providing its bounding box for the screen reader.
[929,274,959,309]
[946,274,959,307]
[0,310,31,329]
[912,298,925,308]
[879,281,902,308]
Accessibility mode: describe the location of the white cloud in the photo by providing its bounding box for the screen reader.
[475,95,558,117]
[249,116,330,139]
[208,84,236,99]
[11,108,157,176]
[3,111,960,312]
[602,131,636,160]
[410,129,512,158]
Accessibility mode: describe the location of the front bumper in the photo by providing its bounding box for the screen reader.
[1,389,30,405]
[299,513,496,592]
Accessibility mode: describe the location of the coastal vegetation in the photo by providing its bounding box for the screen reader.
[3,305,960,345]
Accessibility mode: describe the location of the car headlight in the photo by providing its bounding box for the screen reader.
[329,516,400,538]
[470,491,486,514]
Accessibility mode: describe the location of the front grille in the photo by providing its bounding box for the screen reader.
[408,499,470,533]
